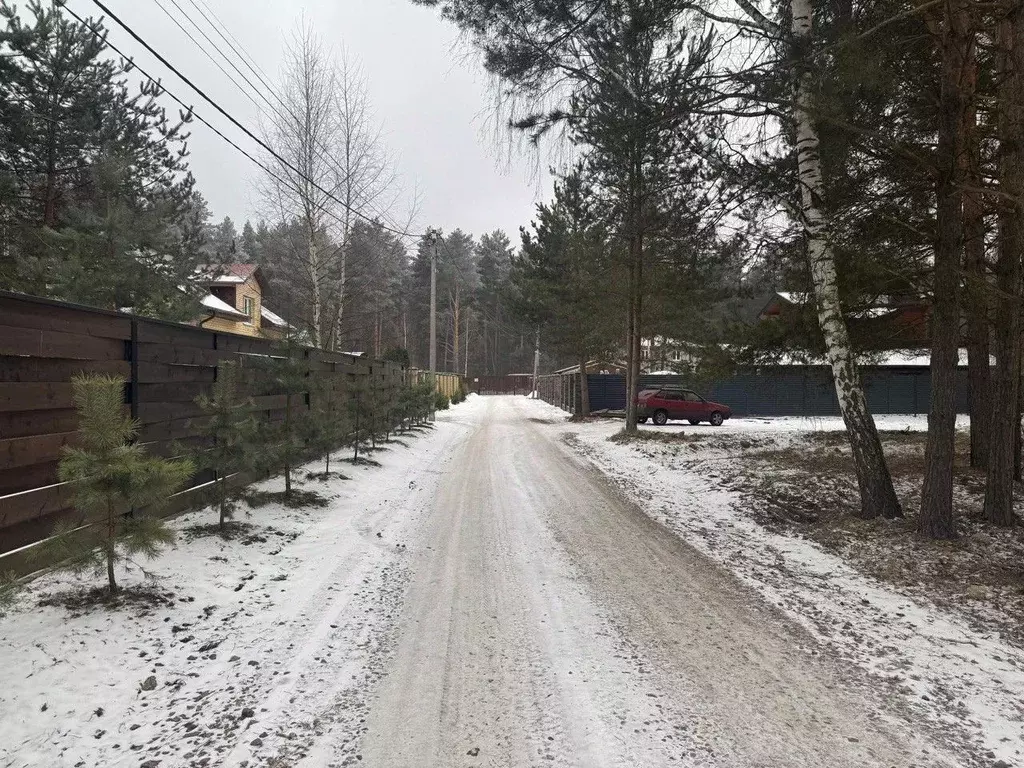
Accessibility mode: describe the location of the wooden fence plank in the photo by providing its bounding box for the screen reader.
[0,409,78,439]
[0,296,131,339]
[0,433,76,470]
[136,343,228,367]
[0,325,126,360]
[135,320,216,348]
[137,382,208,404]
[0,483,74,530]
[137,401,206,424]
[218,334,275,354]
[138,415,212,442]
[0,357,129,383]
[0,460,60,495]
[0,382,75,412]
[136,362,217,384]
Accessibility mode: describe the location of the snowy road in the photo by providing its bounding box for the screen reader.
[354,396,958,768]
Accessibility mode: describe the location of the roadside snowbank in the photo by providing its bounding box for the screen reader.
[0,401,480,768]
[540,404,1021,767]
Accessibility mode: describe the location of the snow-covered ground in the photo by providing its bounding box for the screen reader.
[541,404,1021,767]
[0,397,1010,768]
[0,413,471,768]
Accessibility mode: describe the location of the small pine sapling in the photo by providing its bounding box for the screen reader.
[381,379,400,441]
[256,345,309,499]
[194,361,258,530]
[347,377,370,462]
[307,376,351,478]
[415,382,435,425]
[49,374,193,596]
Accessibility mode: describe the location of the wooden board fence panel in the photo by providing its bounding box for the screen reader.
[0,409,78,440]
[0,290,409,559]
[0,460,61,496]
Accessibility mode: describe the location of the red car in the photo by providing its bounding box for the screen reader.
[636,387,732,427]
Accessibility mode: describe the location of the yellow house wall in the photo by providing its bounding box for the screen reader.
[201,315,261,337]
[235,276,262,333]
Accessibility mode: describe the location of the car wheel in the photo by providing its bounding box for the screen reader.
[653,410,669,426]
[710,411,724,427]
[688,419,701,426]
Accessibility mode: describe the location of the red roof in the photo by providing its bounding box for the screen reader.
[223,263,259,280]
[204,263,265,290]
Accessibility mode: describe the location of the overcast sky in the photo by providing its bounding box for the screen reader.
[70,0,553,246]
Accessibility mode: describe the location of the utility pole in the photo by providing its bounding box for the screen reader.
[531,326,540,398]
[429,230,439,384]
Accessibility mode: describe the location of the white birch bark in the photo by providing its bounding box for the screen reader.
[791,0,901,518]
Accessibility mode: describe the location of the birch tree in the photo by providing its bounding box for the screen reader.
[733,0,902,519]
[329,54,401,351]
[261,24,345,347]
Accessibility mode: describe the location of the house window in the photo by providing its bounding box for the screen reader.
[242,296,255,323]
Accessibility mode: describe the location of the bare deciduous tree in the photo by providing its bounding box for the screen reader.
[329,52,403,350]
[260,25,401,349]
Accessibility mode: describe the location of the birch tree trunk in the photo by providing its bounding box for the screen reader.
[307,224,322,347]
[984,0,1024,526]
[791,0,901,519]
[920,0,970,539]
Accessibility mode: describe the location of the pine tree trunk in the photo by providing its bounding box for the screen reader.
[624,257,639,432]
[107,548,117,595]
[791,0,901,519]
[985,1,1024,527]
[962,23,991,468]
[219,496,228,530]
[284,394,293,497]
[579,357,591,417]
[920,0,970,539]
[106,502,118,595]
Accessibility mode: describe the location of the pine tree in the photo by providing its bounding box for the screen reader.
[193,361,258,530]
[49,375,193,596]
[255,344,310,499]
[514,170,621,417]
[347,377,370,462]
[306,374,351,479]
[0,3,206,316]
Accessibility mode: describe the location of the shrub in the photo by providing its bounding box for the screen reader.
[435,391,451,411]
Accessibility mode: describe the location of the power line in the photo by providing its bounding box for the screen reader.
[150,0,267,116]
[79,0,423,240]
[57,1,417,276]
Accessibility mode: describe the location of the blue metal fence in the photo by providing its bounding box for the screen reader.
[585,367,970,416]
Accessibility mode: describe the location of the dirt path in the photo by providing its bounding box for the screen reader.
[354,397,960,768]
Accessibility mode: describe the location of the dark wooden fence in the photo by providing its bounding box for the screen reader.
[538,367,971,417]
[0,291,405,558]
[469,376,533,395]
